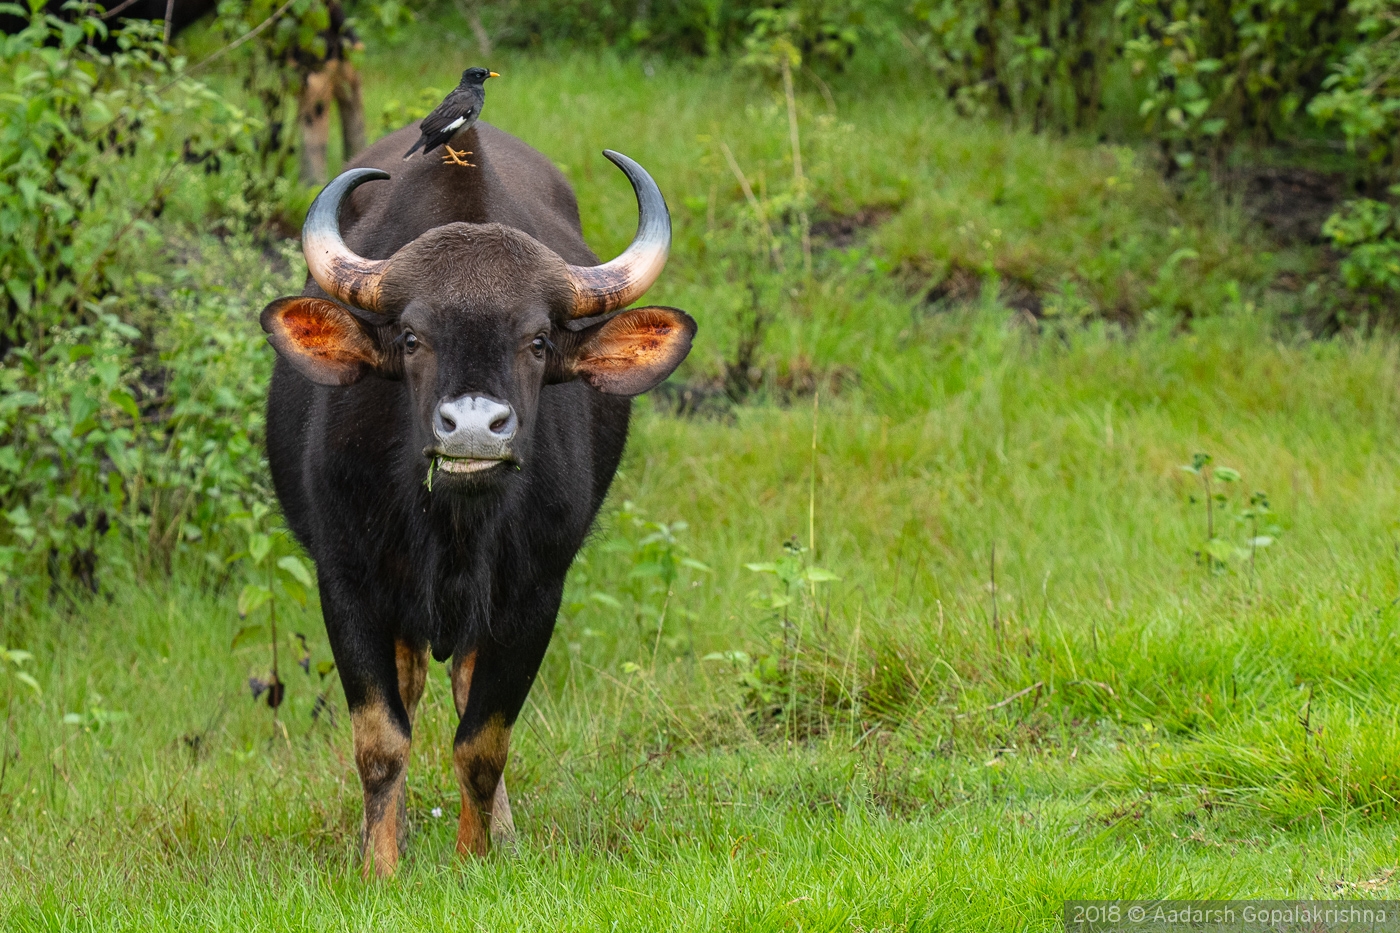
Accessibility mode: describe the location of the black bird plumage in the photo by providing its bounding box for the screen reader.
[403,67,498,161]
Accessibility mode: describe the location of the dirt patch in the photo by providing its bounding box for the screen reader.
[810,206,896,249]
[652,359,859,418]
[922,264,983,307]
[774,356,859,399]
[1233,166,1349,245]
[922,263,1045,317]
[651,377,732,419]
[1000,278,1043,317]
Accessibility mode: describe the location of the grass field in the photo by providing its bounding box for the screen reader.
[3,18,1400,932]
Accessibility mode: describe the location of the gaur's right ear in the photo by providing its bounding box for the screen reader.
[261,297,389,386]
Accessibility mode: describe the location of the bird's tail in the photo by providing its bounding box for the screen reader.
[402,138,424,160]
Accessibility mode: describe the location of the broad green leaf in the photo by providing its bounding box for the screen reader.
[231,623,268,649]
[236,585,272,619]
[276,554,314,587]
[108,388,139,420]
[702,650,750,665]
[629,561,665,579]
[1204,538,1236,561]
[247,533,271,565]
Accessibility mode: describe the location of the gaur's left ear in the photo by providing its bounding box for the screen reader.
[261,296,390,386]
[562,306,696,396]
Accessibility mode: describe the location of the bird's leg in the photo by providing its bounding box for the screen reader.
[442,146,475,168]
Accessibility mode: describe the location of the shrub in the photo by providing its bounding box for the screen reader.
[1321,196,1400,295]
[0,4,264,598]
[1122,0,1351,171]
[0,2,240,350]
[480,0,890,65]
[1309,0,1400,182]
[906,0,1119,132]
[904,0,1353,171]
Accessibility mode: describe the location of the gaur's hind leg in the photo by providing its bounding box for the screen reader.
[450,618,553,858]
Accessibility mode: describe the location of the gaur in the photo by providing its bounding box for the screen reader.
[260,121,694,877]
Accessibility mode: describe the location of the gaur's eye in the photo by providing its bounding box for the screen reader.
[403,332,418,353]
[530,335,548,358]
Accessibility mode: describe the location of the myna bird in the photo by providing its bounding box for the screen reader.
[403,67,499,166]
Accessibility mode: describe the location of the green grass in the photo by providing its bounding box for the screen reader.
[3,21,1400,932]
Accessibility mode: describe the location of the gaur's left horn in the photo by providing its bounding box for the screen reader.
[303,168,392,312]
[564,150,671,318]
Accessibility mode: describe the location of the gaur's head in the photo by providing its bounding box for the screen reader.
[261,151,695,490]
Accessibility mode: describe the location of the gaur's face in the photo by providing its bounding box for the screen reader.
[393,291,554,488]
[262,225,694,494]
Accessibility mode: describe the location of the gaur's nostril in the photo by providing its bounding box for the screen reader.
[490,415,510,434]
[440,412,457,433]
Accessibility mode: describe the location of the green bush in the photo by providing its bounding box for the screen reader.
[902,0,1353,170]
[1122,0,1351,171]
[906,0,1119,132]
[1308,0,1400,180]
[480,0,888,64]
[0,4,269,599]
[481,0,748,55]
[0,3,240,349]
[1321,196,1400,294]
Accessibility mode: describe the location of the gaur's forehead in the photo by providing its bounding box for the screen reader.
[413,301,551,332]
[381,222,572,316]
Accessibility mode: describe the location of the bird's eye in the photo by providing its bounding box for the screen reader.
[403,332,418,353]
[530,335,548,358]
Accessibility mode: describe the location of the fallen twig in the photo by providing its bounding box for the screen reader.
[985,681,1043,712]
[1065,679,1117,697]
[955,681,1044,718]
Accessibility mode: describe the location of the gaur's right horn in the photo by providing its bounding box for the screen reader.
[303,168,392,312]
[564,150,671,318]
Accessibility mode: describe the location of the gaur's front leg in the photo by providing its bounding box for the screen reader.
[450,591,557,857]
[393,639,430,853]
[323,586,427,878]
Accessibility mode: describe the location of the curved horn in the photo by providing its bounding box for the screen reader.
[565,150,671,318]
[303,168,392,311]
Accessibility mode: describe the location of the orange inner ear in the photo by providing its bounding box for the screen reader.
[573,306,695,396]
[277,299,377,365]
[262,297,381,386]
[585,308,681,369]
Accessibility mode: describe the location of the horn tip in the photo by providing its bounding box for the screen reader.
[344,167,391,182]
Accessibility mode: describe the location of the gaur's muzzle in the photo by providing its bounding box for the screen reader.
[430,394,517,471]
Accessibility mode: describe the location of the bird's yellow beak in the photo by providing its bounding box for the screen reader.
[488,71,501,79]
